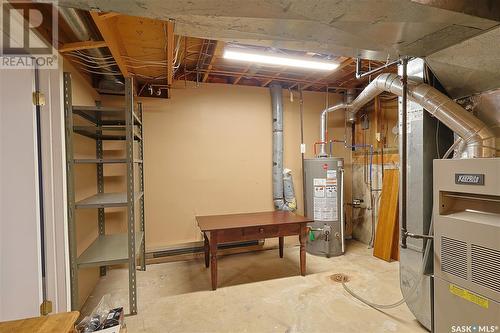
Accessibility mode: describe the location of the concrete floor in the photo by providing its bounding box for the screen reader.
[82,240,428,333]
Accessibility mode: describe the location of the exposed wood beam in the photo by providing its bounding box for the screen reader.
[261,67,285,87]
[300,58,354,90]
[166,21,174,86]
[202,40,223,83]
[90,11,129,77]
[179,68,348,89]
[233,64,251,85]
[59,40,107,53]
[97,12,120,20]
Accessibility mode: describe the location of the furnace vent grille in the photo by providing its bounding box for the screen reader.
[441,236,467,280]
[471,244,500,293]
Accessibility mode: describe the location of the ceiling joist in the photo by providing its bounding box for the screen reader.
[166,21,175,86]
[97,12,120,20]
[59,40,107,53]
[90,11,130,77]
[233,64,251,85]
[202,40,223,83]
[300,58,354,90]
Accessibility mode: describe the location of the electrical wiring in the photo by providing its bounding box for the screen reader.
[67,36,209,81]
[67,57,118,70]
[123,57,167,65]
[77,66,122,76]
[67,52,116,65]
[74,50,115,61]
[132,73,167,80]
[70,59,118,70]
[172,35,181,65]
[70,51,168,72]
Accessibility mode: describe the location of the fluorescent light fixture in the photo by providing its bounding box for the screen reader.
[223,48,339,71]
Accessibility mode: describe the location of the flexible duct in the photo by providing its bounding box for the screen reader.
[270,85,297,211]
[319,73,495,158]
[271,84,285,209]
[283,169,297,211]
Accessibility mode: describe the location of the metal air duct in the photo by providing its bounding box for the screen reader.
[318,73,495,158]
[59,8,124,92]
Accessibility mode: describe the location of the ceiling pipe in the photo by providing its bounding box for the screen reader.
[59,8,124,88]
[318,73,496,158]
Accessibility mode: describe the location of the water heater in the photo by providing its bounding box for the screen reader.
[303,157,344,257]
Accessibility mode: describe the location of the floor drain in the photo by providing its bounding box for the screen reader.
[330,273,349,283]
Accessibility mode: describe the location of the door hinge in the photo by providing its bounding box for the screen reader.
[40,300,53,316]
[33,91,46,106]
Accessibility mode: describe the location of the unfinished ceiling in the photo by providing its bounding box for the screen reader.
[173,38,388,91]
[56,0,500,61]
[23,1,500,97]
[25,5,393,96]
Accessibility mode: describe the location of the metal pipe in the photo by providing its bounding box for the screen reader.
[318,73,495,158]
[345,88,357,123]
[299,87,307,214]
[59,8,123,85]
[319,104,347,156]
[355,57,400,79]
[270,84,285,209]
[401,57,408,249]
[404,231,434,240]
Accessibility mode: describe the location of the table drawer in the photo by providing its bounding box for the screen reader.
[215,223,303,243]
[216,228,243,243]
[243,225,280,239]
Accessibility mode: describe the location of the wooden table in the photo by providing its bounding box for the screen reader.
[196,211,312,290]
[0,311,79,333]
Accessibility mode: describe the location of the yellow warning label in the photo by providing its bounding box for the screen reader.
[449,284,489,309]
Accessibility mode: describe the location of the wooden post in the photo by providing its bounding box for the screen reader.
[299,224,307,276]
[209,231,218,290]
[279,236,284,258]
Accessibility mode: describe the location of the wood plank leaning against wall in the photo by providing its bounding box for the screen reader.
[101,81,352,251]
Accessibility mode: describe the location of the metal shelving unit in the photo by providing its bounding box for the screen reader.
[64,73,146,315]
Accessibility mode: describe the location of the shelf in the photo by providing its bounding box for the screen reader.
[75,192,144,209]
[74,158,143,164]
[64,73,144,314]
[73,125,142,141]
[72,105,142,126]
[77,231,144,268]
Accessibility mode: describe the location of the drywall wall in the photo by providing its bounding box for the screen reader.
[102,82,351,251]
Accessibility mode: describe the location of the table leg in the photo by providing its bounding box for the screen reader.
[204,233,209,268]
[210,231,218,290]
[299,225,307,276]
[279,236,284,258]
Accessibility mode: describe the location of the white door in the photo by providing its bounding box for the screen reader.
[0,68,44,321]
